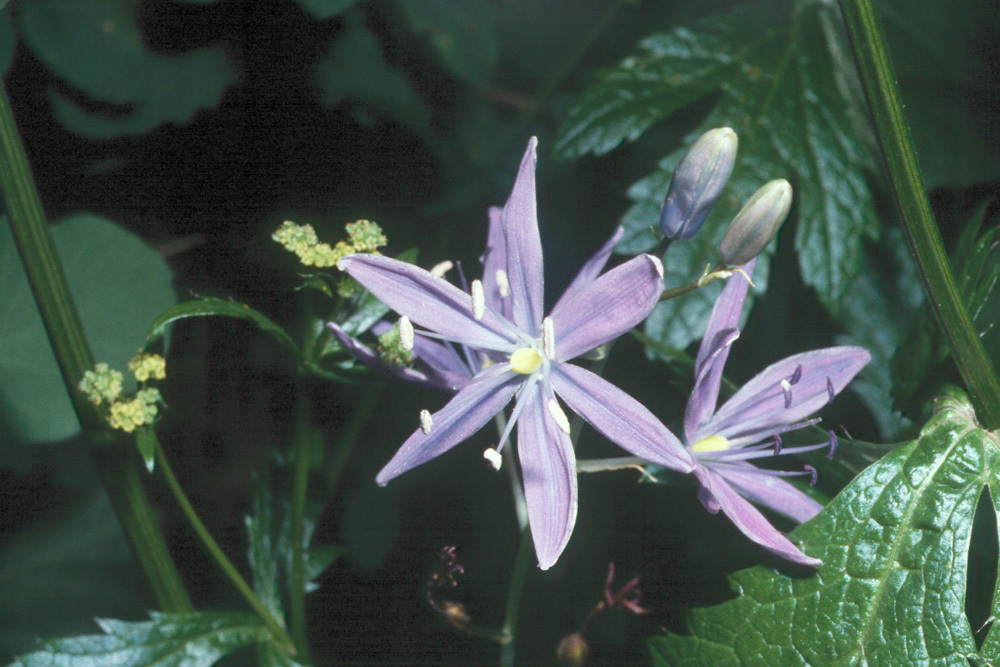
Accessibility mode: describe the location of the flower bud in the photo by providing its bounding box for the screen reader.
[556,632,590,666]
[659,127,738,242]
[719,179,792,266]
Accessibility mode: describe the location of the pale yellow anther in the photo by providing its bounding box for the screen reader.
[419,409,433,435]
[780,379,792,392]
[483,448,503,470]
[691,434,730,453]
[399,316,414,351]
[542,317,555,360]
[471,280,485,320]
[547,399,571,434]
[495,269,510,297]
[430,260,454,278]
[509,348,543,374]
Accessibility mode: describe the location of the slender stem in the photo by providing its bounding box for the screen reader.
[493,411,528,530]
[289,399,312,660]
[499,528,534,667]
[0,82,191,612]
[838,0,1000,429]
[577,456,647,474]
[154,439,295,651]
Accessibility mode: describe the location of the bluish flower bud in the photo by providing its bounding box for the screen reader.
[719,179,792,266]
[659,127,738,241]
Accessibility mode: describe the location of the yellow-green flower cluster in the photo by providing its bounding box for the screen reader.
[78,363,124,405]
[272,219,386,268]
[377,322,413,367]
[80,352,168,433]
[108,388,162,433]
[128,351,167,382]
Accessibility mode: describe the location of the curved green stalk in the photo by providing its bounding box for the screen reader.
[0,83,191,612]
[838,0,1000,429]
[499,528,534,667]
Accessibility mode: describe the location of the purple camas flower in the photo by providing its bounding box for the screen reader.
[335,138,695,569]
[678,257,870,565]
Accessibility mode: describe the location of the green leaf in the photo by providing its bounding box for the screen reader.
[19,0,236,138]
[0,5,15,77]
[8,612,270,667]
[650,389,992,666]
[0,214,177,443]
[398,0,498,86]
[556,1,878,313]
[246,485,284,622]
[135,427,156,473]
[296,0,360,20]
[145,296,300,360]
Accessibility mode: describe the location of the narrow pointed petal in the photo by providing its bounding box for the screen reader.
[693,467,821,566]
[480,206,511,317]
[685,258,755,441]
[517,381,577,570]
[501,137,544,336]
[550,254,664,362]
[376,365,520,485]
[327,322,447,390]
[339,254,520,351]
[551,364,695,473]
[703,346,871,442]
[552,226,625,313]
[714,466,823,523]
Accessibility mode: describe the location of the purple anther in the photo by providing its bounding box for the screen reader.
[789,365,802,385]
[804,465,817,487]
[773,433,783,455]
[827,430,838,460]
[826,377,835,403]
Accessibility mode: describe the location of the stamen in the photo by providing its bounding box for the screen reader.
[399,316,414,351]
[789,365,802,385]
[471,280,485,320]
[805,465,817,486]
[419,409,433,435]
[827,430,838,460]
[691,434,730,453]
[483,448,503,470]
[548,399,571,434]
[780,379,792,409]
[510,348,543,374]
[542,317,555,360]
[430,260,454,277]
[773,433,782,455]
[495,269,510,298]
[826,377,835,403]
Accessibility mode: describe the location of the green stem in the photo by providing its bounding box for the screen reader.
[154,440,295,651]
[289,401,313,660]
[0,82,191,612]
[838,0,1000,429]
[499,528,534,667]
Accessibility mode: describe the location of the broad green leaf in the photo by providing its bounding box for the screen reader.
[0,214,176,443]
[398,0,497,86]
[145,296,300,360]
[650,389,992,666]
[297,0,360,20]
[555,1,878,316]
[19,0,236,138]
[313,11,430,130]
[0,5,15,76]
[8,612,270,667]
[246,484,285,622]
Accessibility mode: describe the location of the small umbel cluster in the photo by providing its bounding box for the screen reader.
[78,351,167,433]
[272,219,387,268]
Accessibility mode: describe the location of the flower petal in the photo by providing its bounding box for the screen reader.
[480,206,512,318]
[685,258,755,442]
[693,467,821,566]
[339,254,520,351]
[701,346,871,444]
[517,380,577,570]
[550,254,664,362]
[500,137,545,336]
[375,365,521,485]
[327,322,449,390]
[551,226,624,313]
[369,321,474,389]
[714,466,823,523]
[551,364,695,473]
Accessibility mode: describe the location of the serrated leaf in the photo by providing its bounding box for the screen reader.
[246,485,284,621]
[145,296,300,360]
[556,1,878,312]
[20,0,236,138]
[297,0,359,19]
[0,214,177,443]
[8,612,270,667]
[398,0,497,86]
[650,389,992,666]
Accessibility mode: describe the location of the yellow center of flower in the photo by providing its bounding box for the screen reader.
[691,434,730,453]
[510,347,543,374]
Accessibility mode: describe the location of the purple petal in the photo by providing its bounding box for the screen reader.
[327,322,450,390]
[375,365,521,485]
[550,254,664,362]
[480,206,512,319]
[517,381,577,570]
[693,467,821,566]
[339,254,520,351]
[685,258,755,441]
[551,364,695,473]
[713,466,823,523]
[500,138,545,336]
[701,346,871,445]
[551,226,625,313]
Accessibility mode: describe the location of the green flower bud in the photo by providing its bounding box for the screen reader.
[659,127,738,241]
[719,179,792,266]
[556,632,590,666]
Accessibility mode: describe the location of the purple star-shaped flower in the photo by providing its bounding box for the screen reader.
[677,258,870,565]
[337,138,695,569]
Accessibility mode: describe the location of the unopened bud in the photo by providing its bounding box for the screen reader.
[556,632,590,666]
[719,179,792,266]
[659,127,738,242]
[441,601,471,629]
